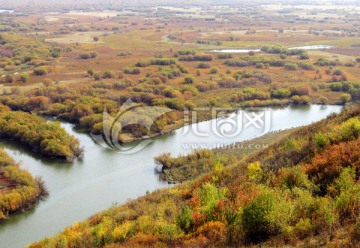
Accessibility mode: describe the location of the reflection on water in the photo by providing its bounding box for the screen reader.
[0,105,343,248]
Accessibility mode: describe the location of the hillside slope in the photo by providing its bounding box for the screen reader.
[29,105,360,247]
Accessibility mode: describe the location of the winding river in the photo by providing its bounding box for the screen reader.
[0,105,343,248]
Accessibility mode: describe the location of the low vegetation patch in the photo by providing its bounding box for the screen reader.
[0,105,83,161]
[0,149,47,221]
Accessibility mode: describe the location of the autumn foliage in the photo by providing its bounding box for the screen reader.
[0,105,83,161]
[0,149,47,221]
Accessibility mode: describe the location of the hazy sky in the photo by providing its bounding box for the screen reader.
[0,0,359,10]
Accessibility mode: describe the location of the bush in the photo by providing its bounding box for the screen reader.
[103,70,114,79]
[177,207,194,233]
[291,95,310,105]
[320,96,328,105]
[195,82,217,92]
[290,85,311,96]
[184,76,195,84]
[333,69,343,76]
[180,85,198,95]
[193,183,227,224]
[340,93,351,104]
[277,166,313,191]
[349,88,360,101]
[285,63,298,71]
[123,67,141,75]
[299,54,310,60]
[256,62,265,69]
[210,67,219,74]
[305,136,360,194]
[179,55,213,62]
[79,52,97,59]
[94,74,101,80]
[5,74,13,83]
[242,188,290,241]
[177,65,189,73]
[20,74,29,83]
[316,58,339,66]
[330,82,343,92]
[334,168,360,221]
[136,58,176,67]
[338,117,360,142]
[162,88,182,98]
[299,62,314,70]
[197,62,211,69]
[218,53,233,59]
[313,133,329,151]
[294,218,313,238]
[246,162,263,182]
[280,54,287,60]
[79,53,91,59]
[174,49,195,56]
[351,216,360,242]
[87,69,94,76]
[271,89,291,99]
[43,78,53,87]
[231,88,270,102]
[224,60,254,67]
[33,67,48,76]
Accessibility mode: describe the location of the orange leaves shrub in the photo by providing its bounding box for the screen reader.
[304,138,360,194]
[194,221,226,243]
[27,96,50,111]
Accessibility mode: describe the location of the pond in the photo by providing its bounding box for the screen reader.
[212,44,334,53]
[288,45,334,50]
[0,105,342,248]
[0,9,14,13]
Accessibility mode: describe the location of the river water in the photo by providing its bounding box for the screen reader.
[0,105,342,248]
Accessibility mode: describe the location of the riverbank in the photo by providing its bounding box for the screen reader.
[158,128,299,183]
